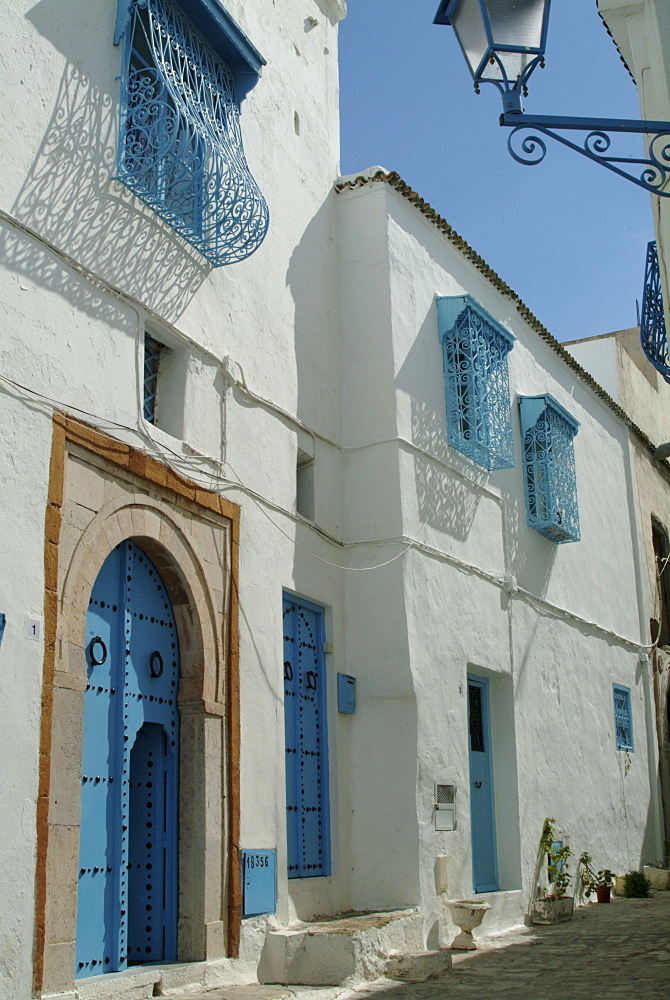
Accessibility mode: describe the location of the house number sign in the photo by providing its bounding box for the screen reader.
[246,853,271,869]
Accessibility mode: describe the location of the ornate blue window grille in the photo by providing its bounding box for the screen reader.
[519,395,580,544]
[640,240,670,384]
[437,295,515,470]
[143,332,163,423]
[116,0,269,266]
[613,684,633,752]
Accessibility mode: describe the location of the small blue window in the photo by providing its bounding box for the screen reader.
[519,394,580,544]
[436,295,515,470]
[143,333,163,424]
[116,0,269,266]
[613,684,633,751]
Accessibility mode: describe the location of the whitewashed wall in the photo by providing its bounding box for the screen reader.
[336,175,663,939]
[0,0,347,995]
[0,0,666,993]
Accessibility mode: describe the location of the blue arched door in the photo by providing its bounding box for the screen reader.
[76,541,180,977]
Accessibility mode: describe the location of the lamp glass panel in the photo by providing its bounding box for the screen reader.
[452,0,489,77]
[485,0,547,50]
[480,50,533,82]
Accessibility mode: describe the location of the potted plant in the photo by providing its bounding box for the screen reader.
[578,853,615,903]
[623,870,652,897]
[531,818,574,924]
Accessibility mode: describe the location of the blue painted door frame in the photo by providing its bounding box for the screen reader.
[282,593,330,878]
[76,541,180,976]
[467,675,498,893]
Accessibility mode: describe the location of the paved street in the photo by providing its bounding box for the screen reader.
[183,892,670,1000]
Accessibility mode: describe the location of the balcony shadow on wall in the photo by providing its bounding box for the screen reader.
[1,59,208,327]
[409,395,489,541]
[395,311,487,541]
[499,470,557,599]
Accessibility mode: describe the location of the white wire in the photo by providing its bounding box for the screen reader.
[223,459,429,571]
[0,371,425,571]
[0,371,658,641]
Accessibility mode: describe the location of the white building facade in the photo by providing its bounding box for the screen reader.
[0,2,666,1000]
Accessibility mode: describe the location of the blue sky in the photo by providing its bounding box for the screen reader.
[338,1,656,343]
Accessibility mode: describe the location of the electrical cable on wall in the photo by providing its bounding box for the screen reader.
[0,361,657,648]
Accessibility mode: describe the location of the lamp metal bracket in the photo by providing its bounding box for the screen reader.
[499,112,670,197]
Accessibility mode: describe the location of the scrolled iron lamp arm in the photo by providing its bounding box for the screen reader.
[432,0,670,197]
[499,106,670,198]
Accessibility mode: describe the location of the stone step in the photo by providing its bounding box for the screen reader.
[384,949,452,981]
[257,909,439,987]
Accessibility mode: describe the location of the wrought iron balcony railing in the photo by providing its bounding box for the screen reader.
[117,0,269,266]
[519,394,580,544]
[437,295,516,471]
[640,240,670,384]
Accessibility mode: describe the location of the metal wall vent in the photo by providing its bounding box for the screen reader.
[434,782,456,831]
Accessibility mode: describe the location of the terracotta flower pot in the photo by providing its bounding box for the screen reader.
[596,884,611,904]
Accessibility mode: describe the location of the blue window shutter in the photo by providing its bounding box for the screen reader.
[283,595,330,878]
[519,394,580,544]
[436,294,515,471]
[613,684,633,751]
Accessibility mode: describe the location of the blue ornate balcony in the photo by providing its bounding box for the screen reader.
[519,394,580,544]
[437,295,515,471]
[640,240,670,384]
[116,0,269,266]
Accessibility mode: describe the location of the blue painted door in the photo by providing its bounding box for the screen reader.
[468,676,498,893]
[283,594,330,878]
[76,541,179,977]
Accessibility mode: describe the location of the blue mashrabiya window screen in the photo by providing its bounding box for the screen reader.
[436,294,515,471]
[613,684,633,752]
[116,0,269,266]
[283,594,331,878]
[519,394,580,544]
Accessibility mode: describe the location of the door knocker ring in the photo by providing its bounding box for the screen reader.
[149,650,164,678]
[88,636,107,666]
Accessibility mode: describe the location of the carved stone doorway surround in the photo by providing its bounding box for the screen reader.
[35,414,240,997]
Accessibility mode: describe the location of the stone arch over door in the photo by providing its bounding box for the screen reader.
[36,417,240,997]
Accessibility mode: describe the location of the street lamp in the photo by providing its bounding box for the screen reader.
[434,0,670,197]
[434,0,549,114]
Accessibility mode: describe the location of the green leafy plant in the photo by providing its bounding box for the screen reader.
[622,870,651,898]
[540,818,573,900]
[578,853,615,898]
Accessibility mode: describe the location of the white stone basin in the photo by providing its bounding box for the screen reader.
[446,899,491,950]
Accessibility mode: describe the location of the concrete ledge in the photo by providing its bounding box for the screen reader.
[258,909,425,986]
[74,968,160,1000]
[44,957,261,1000]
